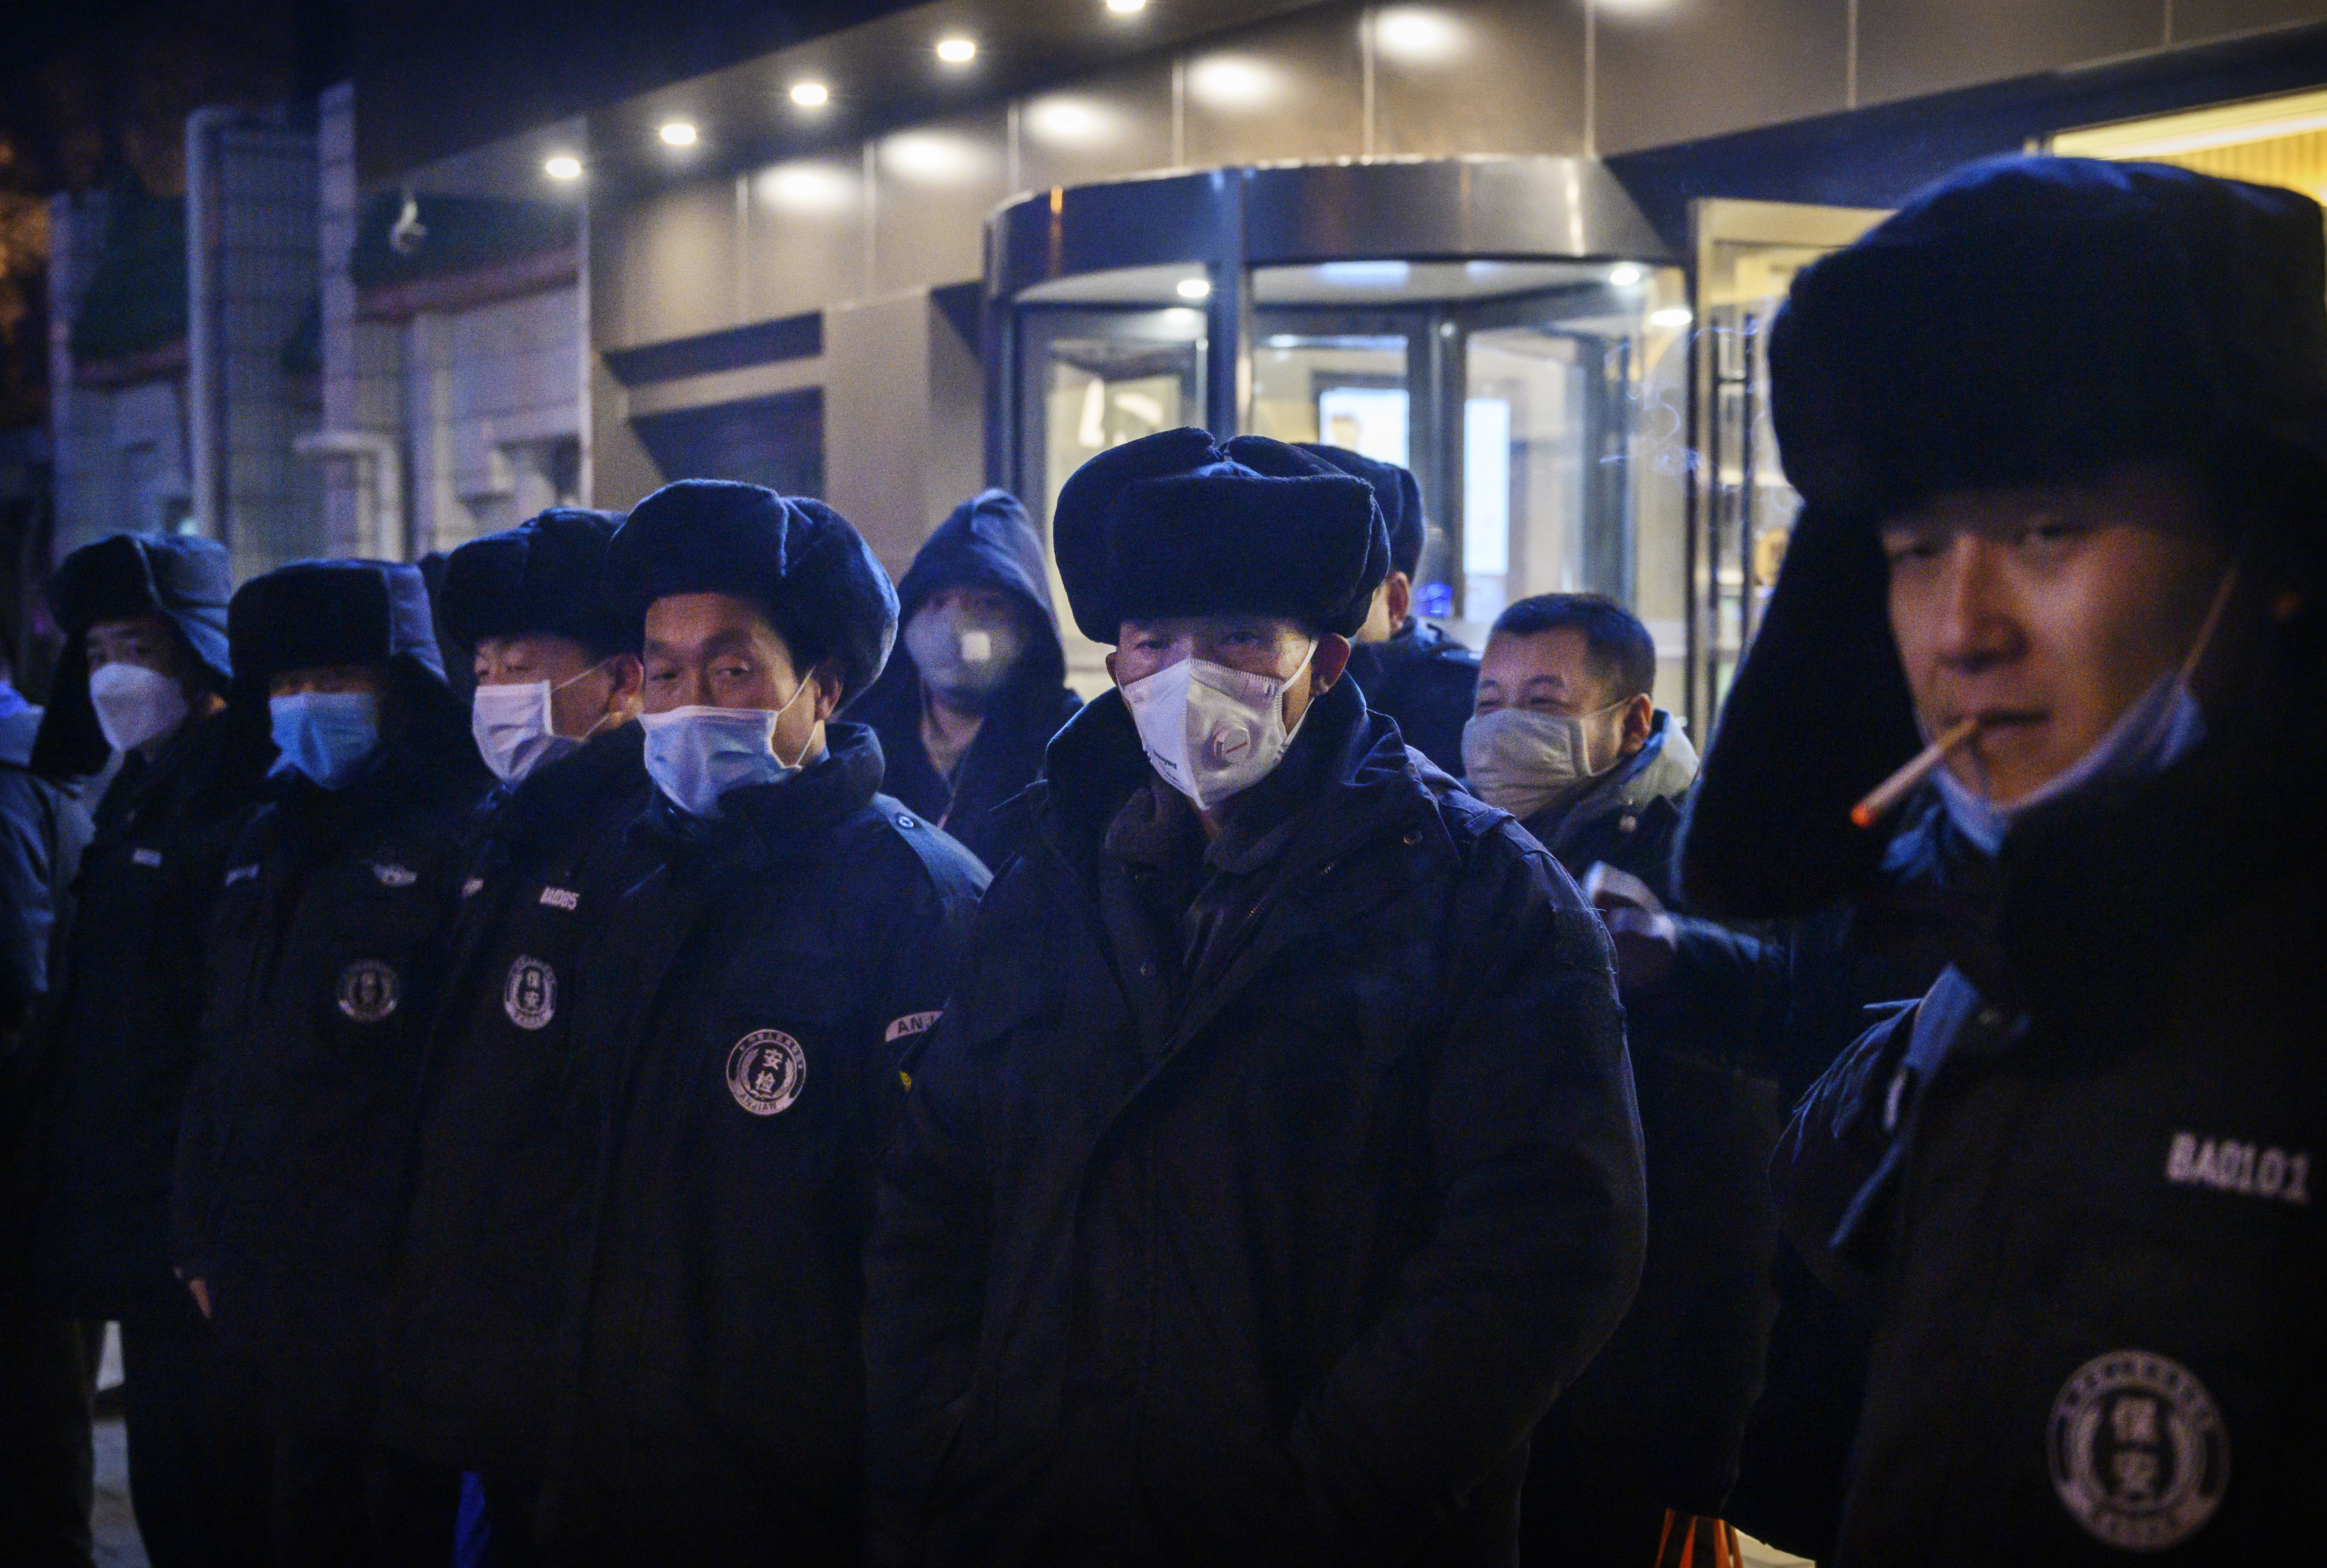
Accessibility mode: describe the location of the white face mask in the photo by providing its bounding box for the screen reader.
[905,601,1026,712]
[639,679,817,818]
[1120,645,1313,812]
[1460,700,1627,821]
[88,661,190,755]
[1934,669,2208,857]
[470,663,614,787]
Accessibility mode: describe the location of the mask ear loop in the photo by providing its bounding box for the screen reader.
[767,670,823,771]
[550,658,624,743]
[2176,555,2242,693]
[1276,641,1320,748]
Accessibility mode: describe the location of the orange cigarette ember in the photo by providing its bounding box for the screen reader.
[1851,716,1981,830]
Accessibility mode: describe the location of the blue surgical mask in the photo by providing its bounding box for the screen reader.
[1934,670,2207,857]
[269,691,382,790]
[639,680,816,818]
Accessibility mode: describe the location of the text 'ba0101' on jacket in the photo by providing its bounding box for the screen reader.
[1773,728,2327,1565]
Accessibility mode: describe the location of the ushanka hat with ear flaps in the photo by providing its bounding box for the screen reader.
[1296,443,1428,581]
[1680,156,2327,922]
[33,532,236,777]
[228,559,450,701]
[1054,427,1390,643]
[437,507,635,657]
[606,479,898,705]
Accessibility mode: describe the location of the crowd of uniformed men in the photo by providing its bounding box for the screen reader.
[1,153,2321,1568]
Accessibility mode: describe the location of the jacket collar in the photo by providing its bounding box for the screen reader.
[491,721,647,852]
[642,718,885,859]
[1528,709,1698,851]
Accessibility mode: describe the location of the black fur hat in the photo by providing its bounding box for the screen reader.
[1681,156,2327,920]
[33,532,235,778]
[438,507,633,658]
[607,479,897,704]
[229,559,448,703]
[1054,428,1388,644]
[1296,443,1427,581]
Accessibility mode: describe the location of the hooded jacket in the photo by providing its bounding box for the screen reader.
[375,723,651,1477]
[849,491,1081,872]
[25,710,263,1321]
[0,694,94,1292]
[866,677,1645,1567]
[31,532,236,781]
[172,560,490,1435]
[540,721,986,1567]
[20,533,258,1322]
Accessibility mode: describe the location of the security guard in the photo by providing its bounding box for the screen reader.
[20,534,269,1565]
[538,481,987,1566]
[848,489,1080,872]
[867,430,1645,1566]
[173,559,489,1565]
[1300,443,1479,773]
[376,509,646,1563]
[1687,159,2327,1562]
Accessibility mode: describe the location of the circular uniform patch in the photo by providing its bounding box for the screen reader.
[503,956,556,1031]
[726,1029,807,1117]
[337,960,400,1024]
[2049,1349,2229,1551]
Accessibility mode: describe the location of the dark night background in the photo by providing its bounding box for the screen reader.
[0,0,928,436]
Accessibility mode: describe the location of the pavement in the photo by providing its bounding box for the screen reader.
[91,1325,149,1568]
[74,1319,1811,1568]
[91,1415,147,1568]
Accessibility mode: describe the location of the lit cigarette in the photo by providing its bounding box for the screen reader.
[1851,716,1981,830]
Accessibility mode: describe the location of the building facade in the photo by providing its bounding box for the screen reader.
[43,0,2327,715]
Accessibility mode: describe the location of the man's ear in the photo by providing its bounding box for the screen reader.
[810,658,847,722]
[1384,571,1413,631]
[1619,692,1656,753]
[1104,649,1119,687]
[1312,634,1353,693]
[606,653,645,700]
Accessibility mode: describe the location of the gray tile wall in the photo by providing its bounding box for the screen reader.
[189,112,322,581]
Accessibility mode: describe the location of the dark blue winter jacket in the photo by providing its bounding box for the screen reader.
[541,721,987,1567]
[867,677,1644,1567]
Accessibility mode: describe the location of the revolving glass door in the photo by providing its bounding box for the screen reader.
[1014,258,1691,700]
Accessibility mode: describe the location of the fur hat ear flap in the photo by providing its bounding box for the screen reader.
[1678,504,1923,920]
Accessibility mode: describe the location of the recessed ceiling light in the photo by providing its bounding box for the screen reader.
[659,122,697,146]
[1608,263,1646,287]
[1176,277,1212,300]
[790,81,830,108]
[543,155,582,180]
[936,37,976,64]
[1649,306,1693,328]
[1106,0,1146,12]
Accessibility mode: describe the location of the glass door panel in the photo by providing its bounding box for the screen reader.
[1249,333,1410,460]
[1017,301,1207,692]
[1457,273,1690,704]
[1687,198,1889,728]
